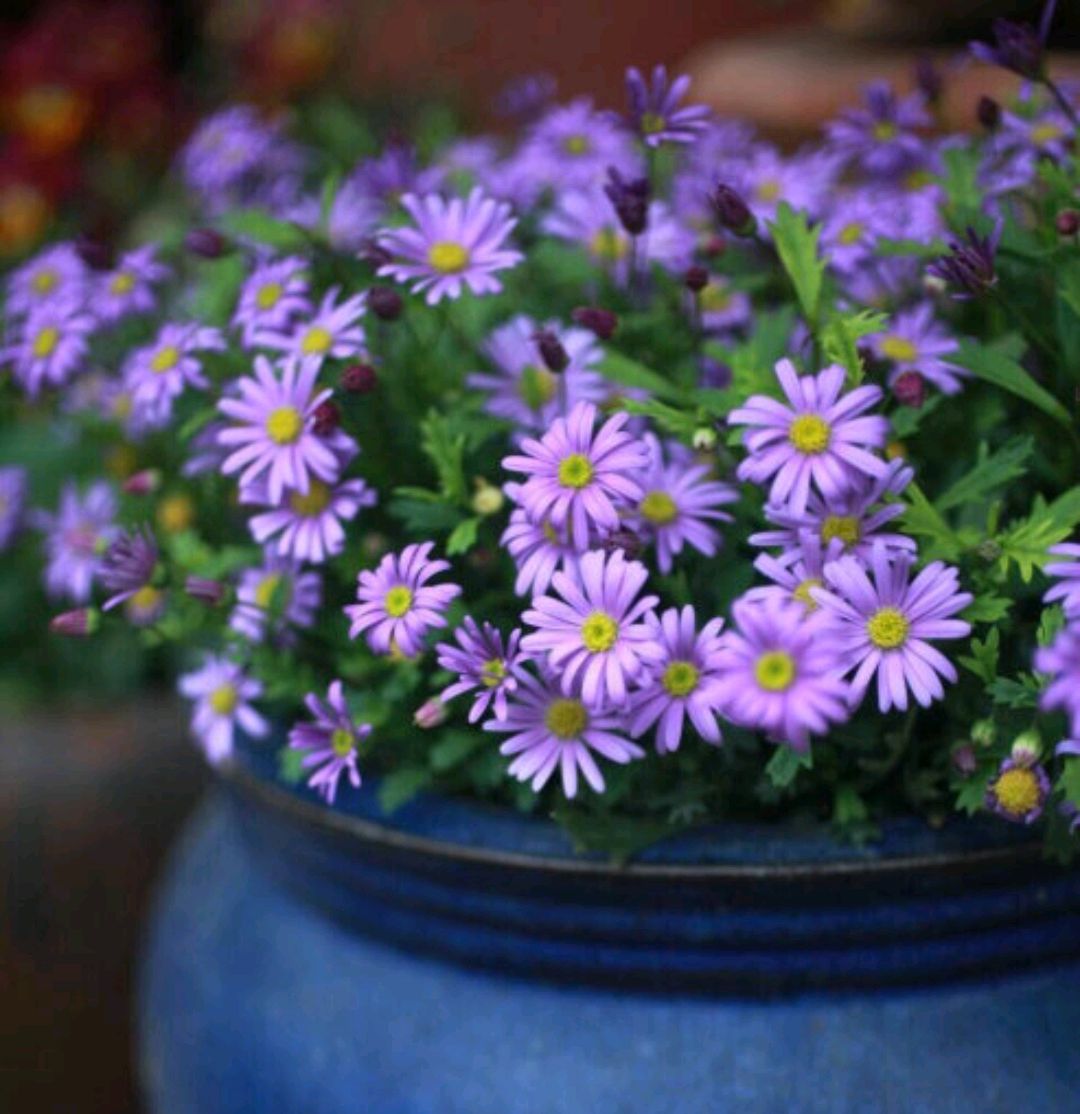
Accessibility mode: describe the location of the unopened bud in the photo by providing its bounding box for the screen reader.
[50,608,100,637]
[341,362,378,394]
[360,240,392,268]
[185,576,227,607]
[184,227,229,258]
[471,479,504,517]
[122,469,162,495]
[533,328,569,374]
[710,183,756,237]
[684,265,709,293]
[312,400,341,435]
[971,719,996,748]
[976,95,1001,132]
[414,698,447,729]
[368,284,403,321]
[1010,729,1042,767]
[975,538,1002,563]
[1056,209,1080,238]
[702,234,727,259]
[692,426,718,452]
[892,370,926,408]
[951,743,977,777]
[571,306,618,340]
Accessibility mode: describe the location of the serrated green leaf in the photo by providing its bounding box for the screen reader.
[954,763,996,816]
[962,594,1012,623]
[820,309,888,385]
[996,485,1080,581]
[765,745,813,789]
[958,627,1000,684]
[1038,604,1066,647]
[953,338,1072,427]
[988,674,1041,708]
[598,350,684,401]
[446,517,480,556]
[934,436,1032,512]
[888,394,943,440]
[420,409,468,505]
[899,480,963,561]
[768,202,825,326]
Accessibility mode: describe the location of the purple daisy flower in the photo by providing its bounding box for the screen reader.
[351,144,444,206]
[39,480,118,604]
[229,551,322,645]
[501,497,583,598]
[995,106,1073,162]
[242,473,376,564]
[820,187,908,280]
[0,466,28,551]
[179,106,280,203]
[233,256,312,347]
[826,81,931,179]
[1035,624,1080,737]
[969,2,1057,80]
[732,144,840,228]
[99,526,164,626]
[5,296,96,397]
[1043,543,1080,618]
[985,757,1050,825]
[629,435,737,574]
[468,315,606,436]
[520,547,662,707]
[436,617,522,723]
[869,303,967,396]
[325,180,384,254]
[124,322,226,425]
[178,654,268,764]
[257,286,367,368]
[813,545,973,713]
[628,606,726,754]
[289,680,371,805]
[483,667,644,798]
[345,541,462,657]
[502,401,648,551]
[376,187,523,305]
[927,222,1000,299]
[746,531,834,613]
[94,246,170,325]
[697,275,752,336]
[217,355,342,502]
[6,242,87,318]
[624,64,710,148]
[713,595,850,752]
[730,359,889,515]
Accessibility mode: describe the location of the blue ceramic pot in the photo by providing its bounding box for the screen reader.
[139,761,1080,1114]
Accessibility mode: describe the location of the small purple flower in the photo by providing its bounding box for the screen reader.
[493,73,557,122]
[869,303,967,396]
[483,667,644,798]
[624,64,710,148]
[233,256,312,346]
[436,617,522,723]
[729,359,889,515]
[39,480,117,604]
[325,180,384,254]
[985,757,1050,824]
[813,545,972,713]
[5,296,95,397]
[217,355,343,502]
[826,82,931,179]
[229,552,322,644]
[995,106,1073,162]
[345,541,462,657]
[502,401,648,551]
[258,287,367,368]
[242,473,376,564]
[746,531,833,613]
[928,223,1000,299]
[178,654,268,764]
[730,145,839,228]
[1044,543,1080,618]
[520,547,662,707]
[350,144,444,206]
[94,246,170,324]
[376,188,523,305]
[124,322,226,424]
[970,2,1057,80]
[0,466,27,551]
[1035,624,1080,737]
[100,526,163,625]
[697,275,751,335]
[628,606,726,753]
[6,242,87,318]
[289,680,371,804]
[500,498,582,598]
[713,595,850,752]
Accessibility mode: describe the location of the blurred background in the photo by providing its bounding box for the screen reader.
[1,0,1078,1111]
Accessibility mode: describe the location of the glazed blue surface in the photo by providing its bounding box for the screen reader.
[140,793,1080,1114]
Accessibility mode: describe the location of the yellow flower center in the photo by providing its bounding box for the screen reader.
[32,268,57,294]
[558,452,593,489]
[699,283,733,312]
[793,576,823,610]
[873,121,898,141]
[151,344,180,373]
[481,658,507,687]
[289,481,331,516]
[330,727,355,757]
[639,490,678,525]
[820,515,860,548]
[256,282,284,310]
[838,222,864,246]
[788,414,831,455]
[157,493,195,534]
[903,169,934,191]
[301,325,333,355]
[581,611,618,653]
[1031,121,1063,145]
[879,335,918,363]
[254,572,286,611]
[662,660,699,697]
[32,326,59,358]
[756,179,780,202]
[640,112,666,135]
[541,519,561,545]
[866,606,909,650]
[519,364,557,409]
[564,134,590,155]
[991,767,1041,817]
[545,697,588,740]
[265,405,304,444]
[209,684,238,715]
[109,271,135,296]
[127,585,162,612]
[589,227,629,262]
[384,585,413,617]
[428,241,469,274]
[754,650,796,692]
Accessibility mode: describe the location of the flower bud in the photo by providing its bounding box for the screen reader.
[684,265,709,293]
[368,284,403,321]
[1056,209,1080,238]
[975,538,1002,563]
[312,400,341,435]
[603,166,650,236]
[414,698,447,729]
[360,239,392,268]
[571,306,618,340]
[185,576,228,607]
[184,227,228,259]
[1010,729,1042,767]
[122,469,162,495]
[692,426,719,452]
[702,234,727,259]
[710,183,756,237]
[951,743,977,777]
[971,719,996,748]
[976,95,1001,132]
[471,478,504,517]
[892,370,926,408]
[50,608,100,637]
[533,328,569,374]
[341,362,378,394]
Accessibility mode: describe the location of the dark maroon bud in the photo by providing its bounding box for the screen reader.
[710,183,756,237]
[893,370,926,408]
[684,265,709,293]
[927,225,999,298]
[122,469,161,495]
[603,166,650,236]
[368,284,403,321]
[50,608,99,637]
[341,362,378,394]
[600,526,644,560]
[312,400,341,435]
[75,235,114,271]
[571,306,618,340]
[914,55,943,105]
[185,577,228,607]
[951,744,977,777]
[702,234,727,259]
[976,95,1001,132]
[184,227,228,258]
[360,239,392,268]
[533,328,569,374]
[1056,209,1080,237]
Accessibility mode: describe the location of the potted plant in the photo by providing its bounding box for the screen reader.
[4,10,1080,1111]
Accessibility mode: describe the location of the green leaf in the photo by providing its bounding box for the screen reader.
[961,594,1012,624]
[768,202,825,326]
[888,394,943,440]
[954,763,996,816]
[388,492,463,533]
[953,338,1072,428]
[189,253,248,325]
[959,627,1000,684]
[220,209,310,251]
[1038,604,1066,647]
[619,397,700,440]
[996,485,1080,581]
[446,517,480,556]
[765,745,813,789]
[934,436,1033,512]
[899,481,963,561]
[820,309,888,386]
[378,767,433,813]
[420,410,468,506]
[988,674,1041,709]
[938,145,983,227]
[598,350,685,401]
[1060,759,1080,808]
